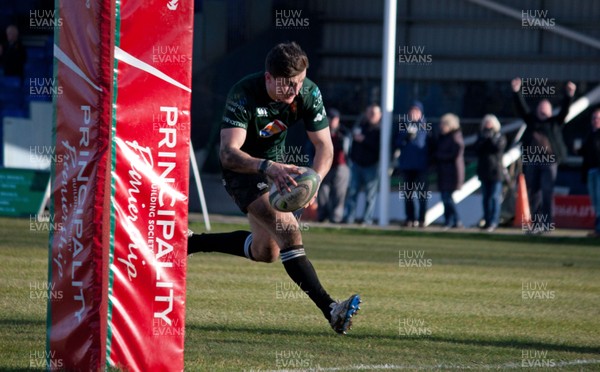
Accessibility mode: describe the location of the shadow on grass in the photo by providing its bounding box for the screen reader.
[0,318,45,327]
[308,226,600,247]
[186,323,600,355]
[190,221,600,247]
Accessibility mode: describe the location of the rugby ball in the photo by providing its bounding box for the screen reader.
[269,167,320,212]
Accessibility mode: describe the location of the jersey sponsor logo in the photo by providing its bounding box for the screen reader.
[313,107,326,122]
[311,87,323,108]
[223,116,246,128]
[259,119,287,138]
[256,107,269,117]
[225,99,246,114]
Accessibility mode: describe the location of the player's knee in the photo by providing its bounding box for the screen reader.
[254,251,279,263]
[262,251,280,263]
[252,242,280,263]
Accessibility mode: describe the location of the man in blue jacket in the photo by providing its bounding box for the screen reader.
[343,104,381,225]
[396,101,431,227]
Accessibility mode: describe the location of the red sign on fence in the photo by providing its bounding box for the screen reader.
[553,195,595,229]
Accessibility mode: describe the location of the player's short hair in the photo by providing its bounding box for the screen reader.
[265,42,309,78]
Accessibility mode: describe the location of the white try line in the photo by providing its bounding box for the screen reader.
[262,358,600,371]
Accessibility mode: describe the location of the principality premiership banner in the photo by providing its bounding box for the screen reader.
[48,0,193,370]
[107,0,193,370]
[47,0,113,367]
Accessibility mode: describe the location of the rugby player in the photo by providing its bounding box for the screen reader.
[188,42,361,334]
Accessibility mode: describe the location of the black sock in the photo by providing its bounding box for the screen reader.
[188,230,253,259]
[280,245,335,320]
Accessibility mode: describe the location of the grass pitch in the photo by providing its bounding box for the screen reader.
[1,216,599,370]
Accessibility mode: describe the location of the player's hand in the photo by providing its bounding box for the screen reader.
[511,77,521,93]
[265,162,302,194]
[304,173,322,208]
[565,81,576,97]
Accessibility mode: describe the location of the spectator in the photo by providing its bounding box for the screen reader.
[317,108,350,223]
[434,113,464,229]
[474,114,506,232]
[396,100,430,228]
[579,108,600,238]
[0,25,27,79]
[511,77,576,232]
[343,103,381,225]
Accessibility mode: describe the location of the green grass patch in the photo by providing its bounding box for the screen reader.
[1,217,599,370]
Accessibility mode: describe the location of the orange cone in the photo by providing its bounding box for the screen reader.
[513,173,531,228]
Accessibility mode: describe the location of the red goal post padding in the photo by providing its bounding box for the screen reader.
[48,1,193,370]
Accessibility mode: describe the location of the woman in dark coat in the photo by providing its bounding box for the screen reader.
[474,114,506,231]
[435,113,465,229]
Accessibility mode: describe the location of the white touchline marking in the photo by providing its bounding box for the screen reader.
[264,358,600,371]
[53,44,102,91]
[114,46,191,93]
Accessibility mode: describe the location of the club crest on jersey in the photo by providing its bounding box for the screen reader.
[259,119,287,138]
